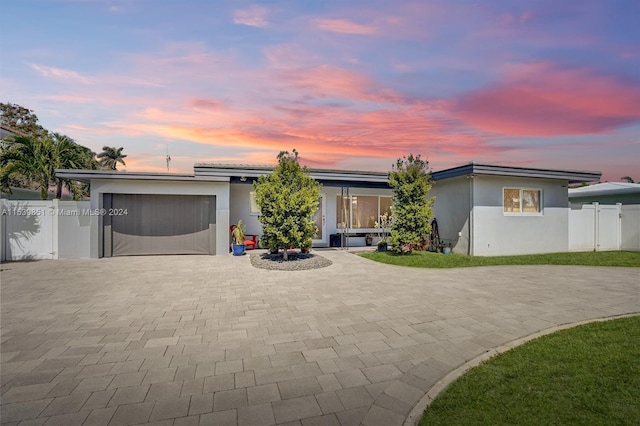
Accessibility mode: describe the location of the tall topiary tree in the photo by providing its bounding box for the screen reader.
[388,154,435,254]
[253,149,321,260]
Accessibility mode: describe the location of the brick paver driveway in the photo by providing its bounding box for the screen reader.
[1,251,638,425]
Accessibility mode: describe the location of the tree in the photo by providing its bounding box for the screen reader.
[253,149,322,260]
[0,133,97,199]
[50,133,99,198]
[97,146,127,170]
[388,154,435,254]
[621,176,635,183]
[0,102,47,139]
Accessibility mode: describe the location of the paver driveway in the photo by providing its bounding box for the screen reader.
[1,251,638,425]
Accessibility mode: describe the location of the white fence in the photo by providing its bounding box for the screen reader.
[569,203,640,252]
[3,200,638,261]
[1,199,91,261]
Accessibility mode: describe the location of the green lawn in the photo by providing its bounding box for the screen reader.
[419,316,640,426]
[360,250,640,268]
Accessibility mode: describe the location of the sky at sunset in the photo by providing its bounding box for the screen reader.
[2,0,639,182]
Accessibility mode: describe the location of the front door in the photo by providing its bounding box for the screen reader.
[312,194,326,246]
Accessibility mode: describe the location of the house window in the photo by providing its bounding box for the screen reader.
[504,188,541,214]
[337,195,392,229]
[249,192,260,215]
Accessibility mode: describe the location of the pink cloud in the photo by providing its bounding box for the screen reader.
[233,5,269,28]
[189,98,225,111]
[454,63,640,136]
[315,19,377,35]
[274,64,414,105]
[30,64,94,85]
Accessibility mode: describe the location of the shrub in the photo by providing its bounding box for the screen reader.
[388,154,435,254]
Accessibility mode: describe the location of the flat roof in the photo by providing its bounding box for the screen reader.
[431,162,601,184]
[57,162,601,186]
[569,182,640,197]
[55,169,229,184]
[194,163,389,184]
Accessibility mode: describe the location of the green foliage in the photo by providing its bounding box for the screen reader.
[419,316,640,425]
[0,133,98,199]
[360,250,640,268]
[388,154,434,254]
[97,146,127,170]
[253,149,321,260]
[1,102,99,199]
[0,102,47,139]
[232,220,246,245]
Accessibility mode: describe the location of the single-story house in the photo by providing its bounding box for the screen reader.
[568,182,640,205]
[56,162,600,258]
[430,163,600,256]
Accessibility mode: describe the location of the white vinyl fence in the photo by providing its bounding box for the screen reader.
[3,200,637,261]
[569,202,640,252]
[621,204,640,251]
[1,199,91,261]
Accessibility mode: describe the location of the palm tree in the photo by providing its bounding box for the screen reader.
[0,134,97,199]
[0,136,53,200]
[50,133,98,198]
[97,146,127,170]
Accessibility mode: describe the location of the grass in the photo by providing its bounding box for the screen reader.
[360,250,640,268]
[419,316,640,426]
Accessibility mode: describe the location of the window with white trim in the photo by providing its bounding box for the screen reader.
[503,188,541,214]
[337,195,392,229]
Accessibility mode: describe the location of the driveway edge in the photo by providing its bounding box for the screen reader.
[403,312,640,426]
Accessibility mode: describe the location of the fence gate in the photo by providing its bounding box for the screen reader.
[597,204,621,251]
[569,202,621,252]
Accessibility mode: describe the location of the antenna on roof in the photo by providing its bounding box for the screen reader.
[166,145,171,172]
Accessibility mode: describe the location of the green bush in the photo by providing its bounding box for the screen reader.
[388,154,435,253]
[253,149,321,260]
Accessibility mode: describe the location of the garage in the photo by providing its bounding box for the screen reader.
[103,194,216,256]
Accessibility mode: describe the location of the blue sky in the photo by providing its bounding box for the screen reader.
[2,0,639,181]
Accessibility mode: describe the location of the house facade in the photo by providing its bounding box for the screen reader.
[430,164,601,256]
[54,162,601,258]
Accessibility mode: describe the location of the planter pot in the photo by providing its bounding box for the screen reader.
[232,244,245,256]
[442,247,451,255]
[377,242,388,252]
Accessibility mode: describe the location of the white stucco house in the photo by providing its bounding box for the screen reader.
[55,162,600,258]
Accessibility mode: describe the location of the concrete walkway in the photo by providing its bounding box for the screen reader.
[1,251,638,426]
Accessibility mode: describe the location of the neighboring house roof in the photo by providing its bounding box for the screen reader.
[431,162,601,183]
[568,182,640,198]
[57,162,601,186]
[0,124,28,139]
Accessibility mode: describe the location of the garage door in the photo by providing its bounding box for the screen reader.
[103,194,216,256]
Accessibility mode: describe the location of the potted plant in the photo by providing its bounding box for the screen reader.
[439,240,452,255]
[232,220,246,256]
[365,233,374,246]
[375,213,391,252]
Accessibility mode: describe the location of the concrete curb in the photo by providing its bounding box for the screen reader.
[403,312,640,426]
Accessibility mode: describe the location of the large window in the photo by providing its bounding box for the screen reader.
[504,188,541,214]
[337,195,392,229]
